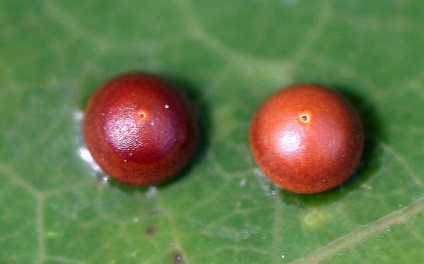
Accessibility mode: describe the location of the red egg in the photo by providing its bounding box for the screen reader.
[249,84,364,194]
[83,73,198,186]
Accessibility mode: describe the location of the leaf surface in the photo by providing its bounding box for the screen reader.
[1,0,423,263]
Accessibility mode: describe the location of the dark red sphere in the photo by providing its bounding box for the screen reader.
[249,84,364,194]
[83,73,198,186]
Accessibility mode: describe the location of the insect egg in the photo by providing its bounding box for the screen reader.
[83,73,199,186]
[249,84,364,194]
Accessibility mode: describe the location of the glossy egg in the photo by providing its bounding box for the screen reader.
[249,84,364,194]
[83,73,198,186]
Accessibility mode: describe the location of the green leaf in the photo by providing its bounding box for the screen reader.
[1,0,423,263]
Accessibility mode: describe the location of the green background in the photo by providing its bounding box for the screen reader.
[1,0,423,263]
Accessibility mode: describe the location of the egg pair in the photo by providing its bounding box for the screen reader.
[84,73,364,194]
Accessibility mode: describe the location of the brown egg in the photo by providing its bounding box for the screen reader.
[249,84,364,194]
[83,73,198,186]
